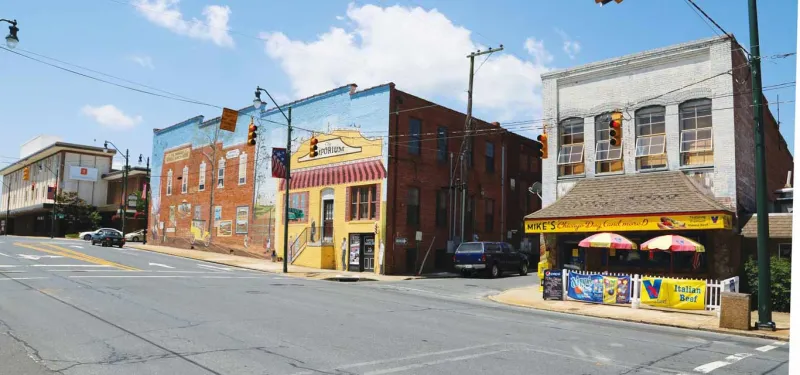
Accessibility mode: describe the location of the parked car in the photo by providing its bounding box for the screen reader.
[453,241,529,278]
[125,230,144,242]
[91,229,126,248]
[79,228,121,241]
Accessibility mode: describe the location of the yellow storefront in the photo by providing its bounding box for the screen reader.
[525,172,739,279]
[274,129,388,274]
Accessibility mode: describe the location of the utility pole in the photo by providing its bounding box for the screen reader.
[121,149,129,239]
[143,156,150,246]
[2,179,9,236]
[748,0,775,331]
[460,45,503,241]
[283,107,292,274]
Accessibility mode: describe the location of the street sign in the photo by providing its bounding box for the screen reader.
[127,194,138,208]
[220,108,238,132]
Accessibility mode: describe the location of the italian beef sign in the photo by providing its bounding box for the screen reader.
[525,214,732,234]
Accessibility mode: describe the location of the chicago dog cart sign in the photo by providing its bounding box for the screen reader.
[525,214,732,233]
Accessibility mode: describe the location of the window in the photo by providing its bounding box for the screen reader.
[288,192,308,223]
[635,106,667,170]
[437,126,448,162]
[679,99,713,166]
[407,187,420,225]
[217,158,225,188]
[557,118,585,176]
[238,153,247,185]
[181,165,188,194]
[485,198,494,232]
[199,162,206,191]
[166,169,173,196]
[435,189,448,227]
[595,113,623,173]
[349,184,378,220]
[779,243,791,260]
[485,142,495,173]
[194,205,202,220]
[409,118,421,155]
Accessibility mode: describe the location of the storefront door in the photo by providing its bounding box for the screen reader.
[362,234,375,272]
[348,234,360,272]
[322,200,334,242]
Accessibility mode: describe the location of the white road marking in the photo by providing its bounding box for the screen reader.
[197,264,231,271]
[287,344,505,375]
[0,265,18,268]
[0,252,10,257]
[755,345,778,352]
[47,270,227,274]
[0,277,48,281]
[18,254,64,260]
[30,264,112,267]
[148,263,175,269]
[773,341,787,346]
[363,349,512,375]
[69,245,84,249]
[68,275,266,279]
[693,353,752,373]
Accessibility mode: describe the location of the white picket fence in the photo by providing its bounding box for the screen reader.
[560,269,739,315]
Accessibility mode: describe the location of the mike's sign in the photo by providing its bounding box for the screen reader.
[525,214,732,233]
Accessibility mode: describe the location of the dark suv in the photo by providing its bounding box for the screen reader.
[453,241,529,278]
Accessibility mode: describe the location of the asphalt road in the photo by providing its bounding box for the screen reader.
[0,236,789,375]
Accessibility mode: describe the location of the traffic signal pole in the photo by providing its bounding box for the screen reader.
[283,107,292,274]
[748,0,775,331]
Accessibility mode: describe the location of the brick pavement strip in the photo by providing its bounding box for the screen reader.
[489,286,791,342]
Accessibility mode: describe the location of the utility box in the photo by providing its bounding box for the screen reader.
[719,292,751,331]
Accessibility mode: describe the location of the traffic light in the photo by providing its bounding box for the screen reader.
[247,123,258,146]
[609,112,623,147]
[22,167,29,181]
[536,134,548,159]
[309,137,319,158]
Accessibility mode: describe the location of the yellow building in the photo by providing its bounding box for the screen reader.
[274,129,387,274]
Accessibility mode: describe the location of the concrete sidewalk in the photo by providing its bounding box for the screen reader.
[489,285,790,341]
[127,243,457,281]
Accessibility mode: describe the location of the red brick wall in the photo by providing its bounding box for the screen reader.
[384,88,541,274]
[154,142,257,251]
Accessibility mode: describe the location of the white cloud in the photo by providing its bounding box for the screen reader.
[524,37,553,65]
[132,0,234,48]
[129,55,155,69]
[260,4,554,122]
[555,28,581,59]
[81,105,143,129]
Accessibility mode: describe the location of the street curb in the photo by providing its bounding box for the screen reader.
[126,244,286,275]
[487,295,790,342]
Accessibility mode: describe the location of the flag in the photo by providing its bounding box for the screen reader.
[272,148,287,179]
[47,186,55,200]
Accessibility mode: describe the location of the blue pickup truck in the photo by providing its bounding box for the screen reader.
[453,241,529,278]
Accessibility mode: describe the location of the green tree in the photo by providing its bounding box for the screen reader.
[744,256,792,312]
[55,191,101,232]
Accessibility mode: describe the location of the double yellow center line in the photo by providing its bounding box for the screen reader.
[14,242,140,271]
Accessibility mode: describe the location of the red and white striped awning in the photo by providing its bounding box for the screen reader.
[279,159,386,190]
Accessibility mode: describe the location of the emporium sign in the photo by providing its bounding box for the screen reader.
[524,213,732,234]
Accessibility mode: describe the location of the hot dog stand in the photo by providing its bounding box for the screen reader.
[524,172,739,279]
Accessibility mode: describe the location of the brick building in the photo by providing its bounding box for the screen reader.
[151,83,541,274]
[525,35,793,280]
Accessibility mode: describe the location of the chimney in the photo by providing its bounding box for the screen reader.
[491,122,500,127]
[349,84,358,95]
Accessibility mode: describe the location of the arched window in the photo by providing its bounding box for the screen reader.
[166,169,173,196]
[679,99,713,166]
[238,152,247,185]
[217,158,226,188]
[199,161,206,191]
[635,106,667,170]
[557,117,585,176]
[181,165,189,194]
[594,113,623,173]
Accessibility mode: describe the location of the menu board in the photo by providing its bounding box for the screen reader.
[542,269,564,300]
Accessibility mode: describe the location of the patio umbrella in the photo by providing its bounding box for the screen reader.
[640,235,705,252]
[578,232,638,250]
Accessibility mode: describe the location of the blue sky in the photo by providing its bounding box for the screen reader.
[0,0,795,171]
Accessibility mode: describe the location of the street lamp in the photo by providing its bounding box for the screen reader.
[1,19,19,49]
[253,86,292,274]
[104,141,129,239]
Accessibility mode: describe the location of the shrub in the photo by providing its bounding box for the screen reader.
[65,233,79,239]
[744,256,791,312]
